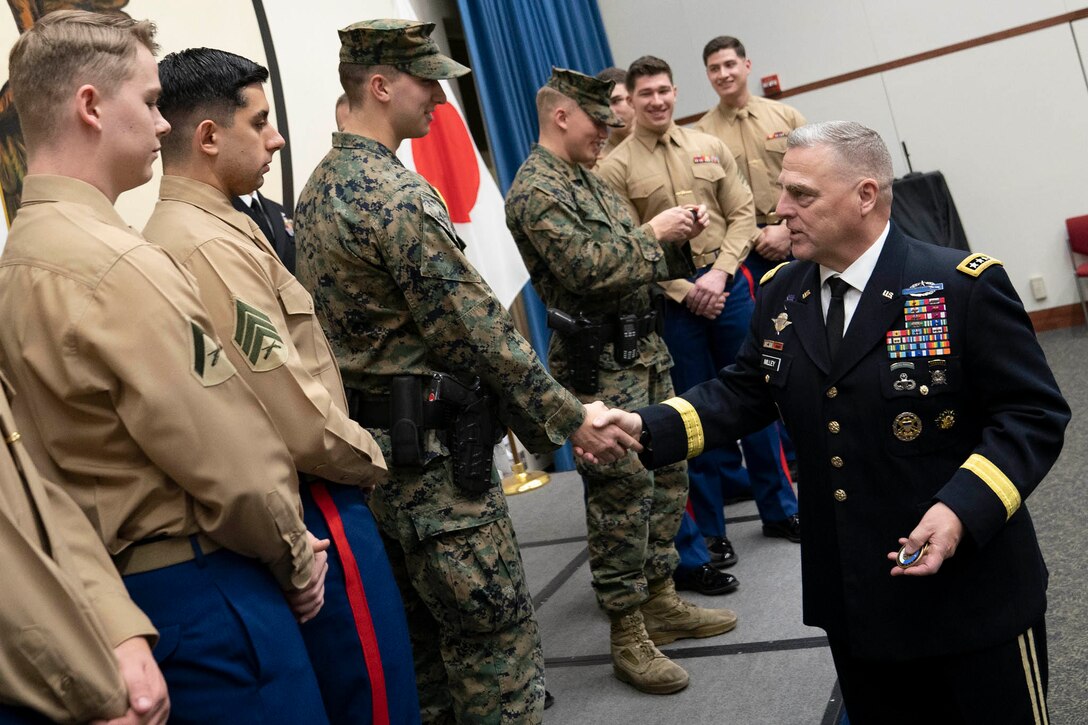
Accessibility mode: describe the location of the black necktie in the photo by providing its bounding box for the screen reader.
[825,276,850,360]
[247,196,275,242]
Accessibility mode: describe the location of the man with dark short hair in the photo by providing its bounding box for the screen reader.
[589,121,1068,725]
[506,67,738,695]
[294,20,636,724]
[0,11,328,722]
[598,55,799,571]
[695,35,806,282]
[144,47,420,725]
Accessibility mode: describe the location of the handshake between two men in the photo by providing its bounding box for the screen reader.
[568,402,644,465]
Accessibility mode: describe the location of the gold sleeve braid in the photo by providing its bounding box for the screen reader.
[662,397,705,459]
[961,453,1021,520]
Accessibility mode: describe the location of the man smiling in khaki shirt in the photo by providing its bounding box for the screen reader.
[598,56,800,568]
[695,35,807,281]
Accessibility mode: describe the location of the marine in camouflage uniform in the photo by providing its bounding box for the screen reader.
[505,69,739,695]
[295,21,628,725]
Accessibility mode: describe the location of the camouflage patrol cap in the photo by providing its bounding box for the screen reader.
[546,67,622,127]
[338,19,470,80]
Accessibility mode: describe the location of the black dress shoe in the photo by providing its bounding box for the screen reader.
[762,514,801,543]
[544,690,555,710]
[674,564,739,595]
[704,536,738,568]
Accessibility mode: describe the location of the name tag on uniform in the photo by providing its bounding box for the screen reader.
[761,354,782,371]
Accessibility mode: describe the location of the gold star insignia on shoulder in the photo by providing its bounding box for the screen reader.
[957,253,1003,277]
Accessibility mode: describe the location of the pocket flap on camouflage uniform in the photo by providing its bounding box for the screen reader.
[410,492,506,540]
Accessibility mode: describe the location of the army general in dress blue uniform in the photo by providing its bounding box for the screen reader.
[588,121,1068,725]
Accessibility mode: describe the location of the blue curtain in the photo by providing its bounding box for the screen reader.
[457,0,613,472]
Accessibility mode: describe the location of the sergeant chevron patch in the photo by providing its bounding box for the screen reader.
[190,320,236,386]
[232,298,288,372]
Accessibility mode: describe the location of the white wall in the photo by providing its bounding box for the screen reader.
[599,1,1088,312]
[0,0,400,238]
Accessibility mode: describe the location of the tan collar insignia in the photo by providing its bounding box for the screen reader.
[190,320,236,386]
[233,298,288,372]
[772,312,792,335]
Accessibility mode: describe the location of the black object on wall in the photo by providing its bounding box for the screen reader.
[891,171,971,252]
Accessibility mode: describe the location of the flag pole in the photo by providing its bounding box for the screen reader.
[501,428,551,495]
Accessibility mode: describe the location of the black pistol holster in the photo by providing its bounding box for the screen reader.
[428,374,499,494]
[547,306,661,395]
[389,375,425,467]
[346,373,499,494]
[546,308,604,395]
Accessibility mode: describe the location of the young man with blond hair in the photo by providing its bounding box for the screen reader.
[0,11,329,721]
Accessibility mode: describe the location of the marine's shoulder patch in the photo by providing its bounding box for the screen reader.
[956,253,1003,278]
[189,320,236,386]
[760,261,791,286]
[232,298,288,372]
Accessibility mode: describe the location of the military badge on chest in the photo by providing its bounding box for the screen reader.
[884,282,956,442]
[761,308,794,379]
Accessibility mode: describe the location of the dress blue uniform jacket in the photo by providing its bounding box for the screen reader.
[639,224,1070,660]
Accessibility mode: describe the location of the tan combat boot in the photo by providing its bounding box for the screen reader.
[609,609,689,694]
[641,579,738,645]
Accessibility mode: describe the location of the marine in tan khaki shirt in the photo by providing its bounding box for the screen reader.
[145,174,386,487]
[595,56,799,575]
[0,175,314,589]
[0,11,329,722]
[596,66,755,315]
[0,371,162,723]
[143,47,420,724]
[695,36,807,278]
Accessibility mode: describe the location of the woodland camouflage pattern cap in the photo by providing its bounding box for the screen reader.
[546,67,622,127]
[338,19,470,80]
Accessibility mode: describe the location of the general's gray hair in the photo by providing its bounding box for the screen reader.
[788,121,893,201]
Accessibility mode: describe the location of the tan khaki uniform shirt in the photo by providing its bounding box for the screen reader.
[695,96,806,223]
[596,123,756,302]
[144,176,387,487]
[0,175,313,591]
[0,373,156,723]
[598,131,626,161]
